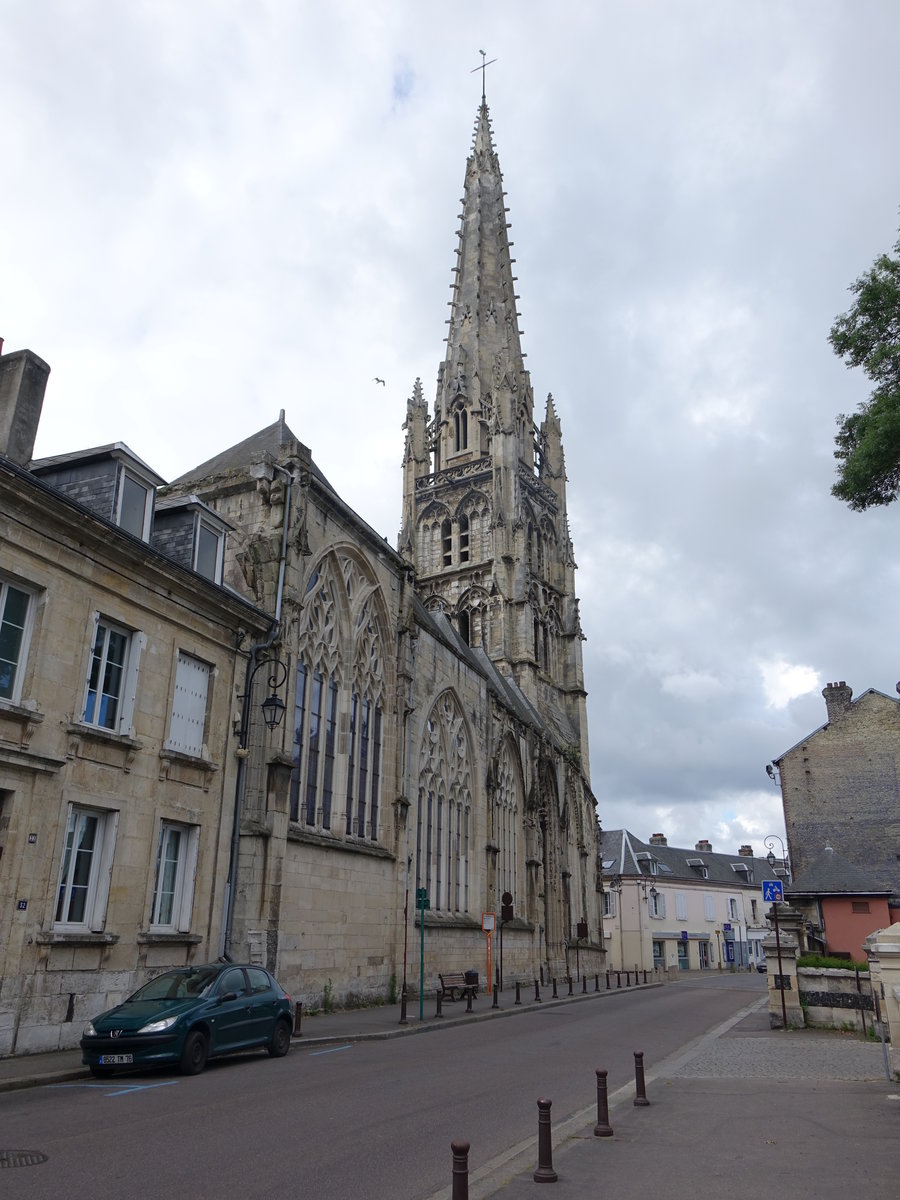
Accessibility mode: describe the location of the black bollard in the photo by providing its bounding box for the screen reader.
[540,965,544,985]
[595,973,600,992]
[567,976,573,996]
[465,987,474,1014]
[533,1098,558,1183]
[552,977,558,999]
[515,981,522,1006]
[293,1000,303,1037]
[535,979,542,1003]
[582,975,587,994]
[594,1069,613,1137]
[633,1051,650,1106]
[616,971,621,989]
[435,988,444,1019]
[492,983,499,1010]
[606,970,610,990]
[399,986,408,1026]
[451,1140,470,1200]
[643,969,648,984]
[625,971,631,987]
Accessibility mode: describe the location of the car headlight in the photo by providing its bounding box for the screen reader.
[137,1015,179,1034]
[83,1022,97,1037]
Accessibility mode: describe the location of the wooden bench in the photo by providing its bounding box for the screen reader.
[438,972,475,1002]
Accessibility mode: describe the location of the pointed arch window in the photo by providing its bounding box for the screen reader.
[496,742,521,902]
[416,694,471,913]
[459,514,470,563]
[441,518,452,567]
[454,409,468,452]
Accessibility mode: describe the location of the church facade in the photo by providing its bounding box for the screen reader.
[165,100,603,1002]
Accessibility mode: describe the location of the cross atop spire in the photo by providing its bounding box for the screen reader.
[470,50,497,103]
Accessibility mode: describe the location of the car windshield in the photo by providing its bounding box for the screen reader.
[126,967,221,1003]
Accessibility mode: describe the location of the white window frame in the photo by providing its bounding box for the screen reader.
[149,820,199,932]
[81,614,144,735]
[165,652,211,757]
[729,897,739,920]
[676,892,687,921]
[603,889,616,918]
[53,804,119,932]
[116,466,155,540]
[704,893,715,921]
[0,578,36,705]
[649,888,666,919]
[193,516,225,583]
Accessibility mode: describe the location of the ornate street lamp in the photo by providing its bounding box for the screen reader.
[237,657,288,752]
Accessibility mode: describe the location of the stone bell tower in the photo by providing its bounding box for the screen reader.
[400,99,590,774]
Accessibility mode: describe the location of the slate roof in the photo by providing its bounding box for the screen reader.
[600,828,780,889]
[788,844,891,897]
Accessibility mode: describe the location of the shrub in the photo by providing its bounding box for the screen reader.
[797,953,868,972]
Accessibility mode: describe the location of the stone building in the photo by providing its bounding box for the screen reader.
[162,99,603,1004]
[772,681,900,914]
[601,830,779,973]
[0,347,270,1055]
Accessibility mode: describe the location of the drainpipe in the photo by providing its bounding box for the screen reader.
[221,460,293,958]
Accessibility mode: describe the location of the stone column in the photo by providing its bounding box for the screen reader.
[762,928,804,1029]
[864,922,900,1079]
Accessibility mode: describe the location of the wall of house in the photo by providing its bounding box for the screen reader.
[780,689,900,894]
[820,896,892,960]
[1,464,264,1054]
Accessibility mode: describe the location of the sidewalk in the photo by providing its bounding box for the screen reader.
[475,1003,900,1200]
[0,973,650,1092]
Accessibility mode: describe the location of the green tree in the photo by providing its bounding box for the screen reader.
[829,228,900,510]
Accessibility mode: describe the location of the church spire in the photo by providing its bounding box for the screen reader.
[434,101,532,469]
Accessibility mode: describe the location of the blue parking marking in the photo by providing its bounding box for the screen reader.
[309,1044,352,1056]
[50,1080,180,1098]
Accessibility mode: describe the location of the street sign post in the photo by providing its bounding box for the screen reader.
[417,888,430,1019]
[482,913,496,992]
[762,879,787,1028]
[762,879,784,904]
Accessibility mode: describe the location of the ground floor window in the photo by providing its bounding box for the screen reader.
[652,940,665,970]
[677,939,690,970]
[54,805,118,931]
[149,820,199,932]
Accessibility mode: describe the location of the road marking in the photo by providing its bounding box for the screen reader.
[50,1080,180,1098]
[309,1044,352,1056]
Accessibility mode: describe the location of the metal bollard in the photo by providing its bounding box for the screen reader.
[616,971,621,989]
[582,975,587,994]
[595,973,600,992]
[466,987,474,1014]
[399,986,408,1026]
[451,1140,470,1200]
[567,976,573,996]
[293,1001,303,1037]
[606,970,610,990]
[515,981,522,1006]
[540,965,545,986]
[594,1069,613,1137]
[625,971,631,987]
[533,1098,558,1183]
[435,988,444,1019]
[552,977,558,999]
[633,1051,650,1106]
[643,969,648,984]
[492,983,499,1010]
[535,979,542,1003]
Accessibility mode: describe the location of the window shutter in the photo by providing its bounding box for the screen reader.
[676,892,686,920]
[704,894,715,920]
[168,653,210,755]
[177,826,200,932]
[118,630,145,735]
[89,809,119,932]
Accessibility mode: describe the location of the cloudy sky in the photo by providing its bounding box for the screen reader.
[4,1,900,858]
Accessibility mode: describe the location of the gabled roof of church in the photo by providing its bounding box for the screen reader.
[170,412,335,495]
[788,844,891,896]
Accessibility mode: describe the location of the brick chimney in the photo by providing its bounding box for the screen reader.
[738,844,754,857]
[649,833,667,846]
[695,839,712,853]
[822,681,852,723]
[0,346,50,466]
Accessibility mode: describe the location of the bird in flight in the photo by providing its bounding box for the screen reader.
[373,377,385,386]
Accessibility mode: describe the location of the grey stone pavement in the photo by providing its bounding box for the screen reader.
[1,979,897,1199]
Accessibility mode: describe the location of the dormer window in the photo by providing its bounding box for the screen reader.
[151,495,232,585]
[731,862,754,884]
[635,852,658,876]
[194,518,224,581]
[687,857,708,879]
[117,469,153,539]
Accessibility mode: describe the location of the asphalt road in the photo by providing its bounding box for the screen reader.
[1,973,765,1199]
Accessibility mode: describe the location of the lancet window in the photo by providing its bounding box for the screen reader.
[416,692,472,913]
[495,740,521,901]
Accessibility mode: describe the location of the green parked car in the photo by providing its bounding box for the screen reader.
[80,962,293,1077]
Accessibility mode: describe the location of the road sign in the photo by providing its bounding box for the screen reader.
[416,888,430,910]
[723,922,732,932]
[482,912,496,933]
[681,930,688,941]
[762,879,784,904]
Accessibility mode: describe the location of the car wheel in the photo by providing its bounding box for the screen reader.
[267,1018,292,1058]
[179,1030,209,1075]
[89,1065,114,1078]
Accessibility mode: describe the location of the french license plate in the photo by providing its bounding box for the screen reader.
[99,1054,133,1065]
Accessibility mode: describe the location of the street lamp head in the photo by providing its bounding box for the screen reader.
[261,691,287,731]
[766,850,776,869]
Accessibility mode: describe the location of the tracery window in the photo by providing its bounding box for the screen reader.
[290,555,386,841]
[416,692,472,913]
[495,741,520,901]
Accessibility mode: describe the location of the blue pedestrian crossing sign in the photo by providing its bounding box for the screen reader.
[762,879,784,904]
